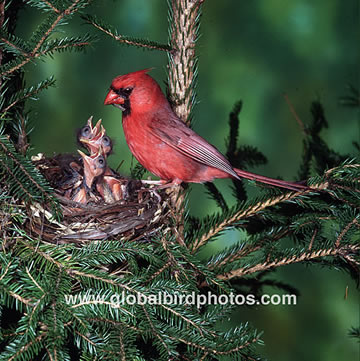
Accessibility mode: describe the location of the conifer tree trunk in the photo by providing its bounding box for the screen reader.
[167,0,202,244]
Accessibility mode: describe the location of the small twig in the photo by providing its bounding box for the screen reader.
[308,228,318,250]
[74,329,97,347]
[218,245,360,280]
[283,93,305,133]
[141,304,171,355]
[335,217,359,247]
[85,16,172,52]
[118,326,126,361]
[45,347,56,361]
[0,260,12,281]
[26,267,44,293]
[145,260,172,283]
[167,334,261,356]
[209,229,289,270]
[42,0,60,14]
[16,114,29,155]
[325,163,360,177]
[8,334,46,361]
[192,188,312,252]
[8,290,33,305]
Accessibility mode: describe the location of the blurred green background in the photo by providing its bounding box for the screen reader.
[18,1,358,360]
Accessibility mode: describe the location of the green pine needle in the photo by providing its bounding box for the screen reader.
[0,77,56,116]
[83,14,173,52]
[0,135,62,220]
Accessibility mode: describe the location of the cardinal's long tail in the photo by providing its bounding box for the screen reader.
[234,168,308,192]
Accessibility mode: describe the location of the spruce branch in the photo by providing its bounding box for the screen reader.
[11,112,31,155]
[0,0,92,79]
[6,289,33,306]
[225,100,242,159]
[217,244,360,280]
[208,228,289,271]
[141,303,172,356]
[349,326,360,341]
[145,261,172,283]
[297,100,349,179]
[15,238,204,337]
[38,34,95,55]
[168,333,261,358]
[224,100,267,201]
[191,188,314,252]
[324,161,360,178]
[335,217,359,247]
[26,0,61,14]
[82,14,172,52]
[159,234,188,279]
[0,76,56,116]
[0,2,358,359]
[4,333,47,361]
[339,84,360,107]
[0,32,32,57]
[9,235,263,359]
[0,135,61,219]
[204,182,229,211]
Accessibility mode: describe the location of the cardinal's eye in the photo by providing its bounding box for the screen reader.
[121,87,133,97]
[111,86,133,98]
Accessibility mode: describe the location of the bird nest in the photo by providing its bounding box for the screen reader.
[27,117,170,244]
[29,153,169,244]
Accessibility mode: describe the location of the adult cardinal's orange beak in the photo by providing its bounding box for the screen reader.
[104,89,124,106]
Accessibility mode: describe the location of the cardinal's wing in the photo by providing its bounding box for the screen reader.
[149,112,239,179]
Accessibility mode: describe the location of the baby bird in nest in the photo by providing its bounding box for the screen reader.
[73,116,128,204]
[34,116,131,206]
[77,146,128,203]
[77,116,113,157]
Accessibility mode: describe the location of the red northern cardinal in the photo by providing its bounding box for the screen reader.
[104,69,306,191]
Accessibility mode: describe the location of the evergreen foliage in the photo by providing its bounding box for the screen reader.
[82,14,173,52]
[0,1,358,360]
[0,134,61,219]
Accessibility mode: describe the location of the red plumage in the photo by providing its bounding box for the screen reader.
[104,69,306,191]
